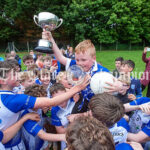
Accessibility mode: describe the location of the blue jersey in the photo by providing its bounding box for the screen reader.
[0,131,3,142]
[66,59,109,110]
[21,109,48,150]
[0,90,36,148]
[116,143,133,150]
[51,98,75,127]
[127,77,142,98]
[129,97,150,133]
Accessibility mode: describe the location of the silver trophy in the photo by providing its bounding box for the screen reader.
[33,12,63,53]
[67,65,86,86]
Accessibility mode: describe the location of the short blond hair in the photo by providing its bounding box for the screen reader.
[56,71,67,83]
[42,56,52,62]
[18,71,35,83]
[37,68,51,79]
[75,40,96,57]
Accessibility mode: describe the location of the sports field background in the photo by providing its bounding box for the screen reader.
[1,50,149,96]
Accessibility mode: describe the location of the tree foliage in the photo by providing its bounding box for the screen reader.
[0,0,150,45]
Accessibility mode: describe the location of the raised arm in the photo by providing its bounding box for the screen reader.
[142,47,149,63]
[34,75,90,109]
[42,30,67,66]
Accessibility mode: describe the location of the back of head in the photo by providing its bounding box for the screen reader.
[89,93,124,127]
[122,60,135,70]
[56,71,67,83]
[24,84,47,97]
[66,116,115,150]
[23,55,33,63]
[115,57,124,62]
[50,83,66,96]
[75,40,96,57]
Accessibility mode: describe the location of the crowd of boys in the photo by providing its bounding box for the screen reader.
[0,30,150,150]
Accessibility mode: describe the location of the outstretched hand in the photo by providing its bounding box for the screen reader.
[24,112,40,122]
[139,102,150,114]
[74,74,91,91]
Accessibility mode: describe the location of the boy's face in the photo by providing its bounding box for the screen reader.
[24,59,34,68]
[59,74,72,89]
[120,64,132,74]
[52,90,68,108]
[75,51,96,72]
[4,70,19,88]
[115,61,122,70]
[22,78,35,88]
[40,73,50,86]
[43,59,51,68]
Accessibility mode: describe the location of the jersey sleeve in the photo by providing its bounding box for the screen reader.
[0,131,3,142]
[142,121,150,137]
[1,94,36,113]
[21,110,42,136]
[51,107,62,126]
[129,97,150,106]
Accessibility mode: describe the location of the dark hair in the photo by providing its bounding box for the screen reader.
[50,83,66,96]
[115,57,124,62]
[23,55,33,63]
[122,60,135,70]
[66,116,115,150]
[24,84,47,97]
[89,93,124,127]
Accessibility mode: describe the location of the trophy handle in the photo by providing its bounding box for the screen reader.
[33,15,40,27]
[56,18,63,29]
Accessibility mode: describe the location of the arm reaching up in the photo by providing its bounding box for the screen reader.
[42,30,67,66]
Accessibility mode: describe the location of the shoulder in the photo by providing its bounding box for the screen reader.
[96,63,109,72]
[1,93,36,113]
[116,143,133,150]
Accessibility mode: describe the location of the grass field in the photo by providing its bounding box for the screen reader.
[0,50,149,95]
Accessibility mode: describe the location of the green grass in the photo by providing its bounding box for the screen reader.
[1,50,148,95]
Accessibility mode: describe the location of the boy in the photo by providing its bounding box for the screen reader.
[123,97,150,143]
[38,68,52,97]
[67,93,129,145]
[22,84,66,150]
[42,31,109,111]
[0,60,89,149]
[66,116,115,150]
[89,93,129,145]
[0,112,39,149]
[120,60,142,100]
[56,71,87,113]
[23,54,34,70]
[13,71,36,94]
[50,83,76,150]
[112,57,124,78]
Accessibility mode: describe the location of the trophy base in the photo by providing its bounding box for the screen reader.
[34,46,53,54]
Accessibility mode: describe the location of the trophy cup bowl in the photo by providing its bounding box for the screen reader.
[33,12,63,53]
[67,65,86,86]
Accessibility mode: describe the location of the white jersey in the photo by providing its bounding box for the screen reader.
[109,123,128,145]
[0,91,20,130]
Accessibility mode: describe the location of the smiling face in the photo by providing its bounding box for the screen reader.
[40,73,51,86]
[24,59,34,68]
[75,51,96,72]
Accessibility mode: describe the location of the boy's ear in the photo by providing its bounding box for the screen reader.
[129,67,133,72]
[93,55,96,61]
